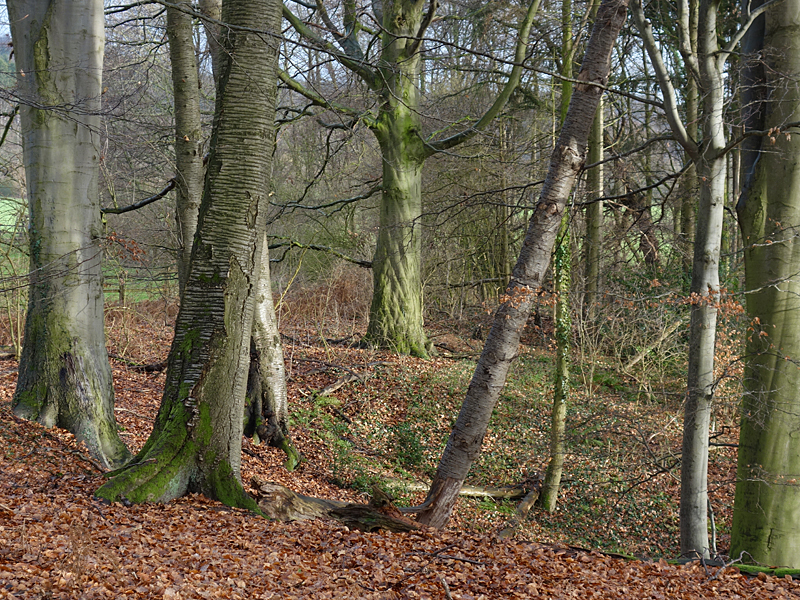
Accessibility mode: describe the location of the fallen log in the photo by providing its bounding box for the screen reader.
[384,477,530,501]
[252,477,421,533]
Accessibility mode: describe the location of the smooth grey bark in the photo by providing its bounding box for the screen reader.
[9,0,130,470]
[167,2,204,295]
[631,0,772,558]
[585,98,603,320]
[199,0,224,86]
[246,230,301,470]
[732,0,800,568]
[96,0,281,508]
[416,0,630,528]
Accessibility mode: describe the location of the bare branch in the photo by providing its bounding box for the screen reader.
[407,0,439,57]
[425,0,540,154]
[630,0,699,161]
[268,239,372,268]
[101,179,176,215]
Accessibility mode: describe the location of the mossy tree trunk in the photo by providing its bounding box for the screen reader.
[417,0,629,528]
[283,0,539,358]
[8,0,130,470]
[96,0,280,508]
[168,0,300,469]
[732,0,800,568]
[364,10,428,356]
[539,1,576,513]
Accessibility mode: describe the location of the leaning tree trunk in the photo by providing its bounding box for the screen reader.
[96,0,280,508]
[416,0,630,528]
[731,0,800,568]
[363,1,429,358]
[8,0,130,470]
[167,1,204,296]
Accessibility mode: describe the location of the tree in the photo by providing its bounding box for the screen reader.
[731,0,800,567]
[416,0,630,528]
[165,0,300,468]
[8,0,130,469]
[166,1,204,295]
[96,0,281,507]
[631,0,775,558]
[282,0,539,357]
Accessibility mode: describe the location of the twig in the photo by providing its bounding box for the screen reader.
[109,353,167,372]
[0,501,14,512]
[439,576,453,600]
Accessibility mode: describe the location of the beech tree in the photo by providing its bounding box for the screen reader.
[163,0,300,469]
[97,0,281,506]
[8,0,130,469]
[731,0,800,567]
[282,0,539,357]
[416,0,630,528]
[631,0,777,558]
[166,1,204,295]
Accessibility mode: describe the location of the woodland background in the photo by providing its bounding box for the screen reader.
[0,0,799,596]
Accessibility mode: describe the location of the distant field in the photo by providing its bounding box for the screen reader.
[0,197,25,233]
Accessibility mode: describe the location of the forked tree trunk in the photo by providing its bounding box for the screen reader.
[96,0,280,508]
[8,0,130,470]
[167,1,204,295]
[732,0,800,568]
[169,0,299,469]
[416,0,630,528]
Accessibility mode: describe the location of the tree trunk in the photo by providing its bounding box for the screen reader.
[8,0,130,470]
[539,216,571,511]
[199,0,224,87]
[679,0,727,559]
[680,0,699,278]
[416,0,630,528]
[732,0,800,568]
[585,97,604,320]
[539,5,576,512]
[96,0,280,508]
[167,2,204,296]
[247,231,301,471]
[363,0,429,358]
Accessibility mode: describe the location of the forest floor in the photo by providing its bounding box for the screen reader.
[0,299,798,598]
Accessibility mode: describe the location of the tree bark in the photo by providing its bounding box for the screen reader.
[247,231,302,471]
[679,0,728,559]
[167,2,204,295]
[199,0,224,86]
[361,0,431,358]
[416,0,630,528]
[585,96,604,320]
[96,0,280,508]
[731,0,800,568]
[8,0,130,470]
